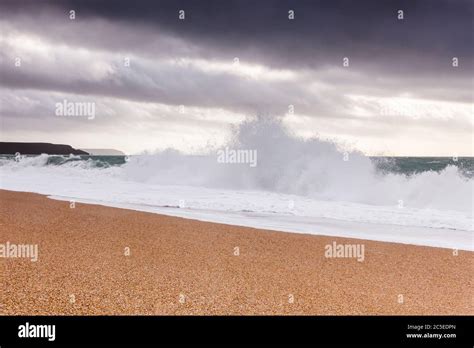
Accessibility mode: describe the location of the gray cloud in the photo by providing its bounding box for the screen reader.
[2,0,471,70]
[0,0,472,155]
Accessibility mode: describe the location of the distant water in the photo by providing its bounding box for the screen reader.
[0,154,127,168]
[0,154,472,178]
[371,157,473,178]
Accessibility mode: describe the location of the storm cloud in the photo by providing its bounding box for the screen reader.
[0,0,472,155]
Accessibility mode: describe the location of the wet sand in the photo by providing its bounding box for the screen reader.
[1,190,472,315]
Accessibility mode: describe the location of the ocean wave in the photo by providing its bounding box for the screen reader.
[0,153,124,169]
[119,118,472,212]
[0,118,472,213]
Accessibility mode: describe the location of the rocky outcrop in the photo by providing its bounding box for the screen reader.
[0,142,89,155]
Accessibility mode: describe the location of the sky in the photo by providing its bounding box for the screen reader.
[0,0,472,156]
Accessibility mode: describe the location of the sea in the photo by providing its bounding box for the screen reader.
[0,121,472,251]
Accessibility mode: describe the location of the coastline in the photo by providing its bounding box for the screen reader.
[1,189,472,315]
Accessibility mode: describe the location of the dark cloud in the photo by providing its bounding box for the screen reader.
[0,0,472,155]
[1,0,472,73]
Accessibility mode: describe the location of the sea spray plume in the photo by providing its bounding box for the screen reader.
[121,116,384,202]
[116,117,472,212]
[221,116,377,199]
[229,118,472,211]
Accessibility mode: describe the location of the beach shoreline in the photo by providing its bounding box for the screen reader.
[1,189,472,315]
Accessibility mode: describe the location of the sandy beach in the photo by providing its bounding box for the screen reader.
[0,189,472,315]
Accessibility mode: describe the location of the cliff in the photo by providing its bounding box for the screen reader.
[0,142,89,155]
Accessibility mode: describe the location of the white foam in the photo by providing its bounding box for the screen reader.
[0,165,472,250]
